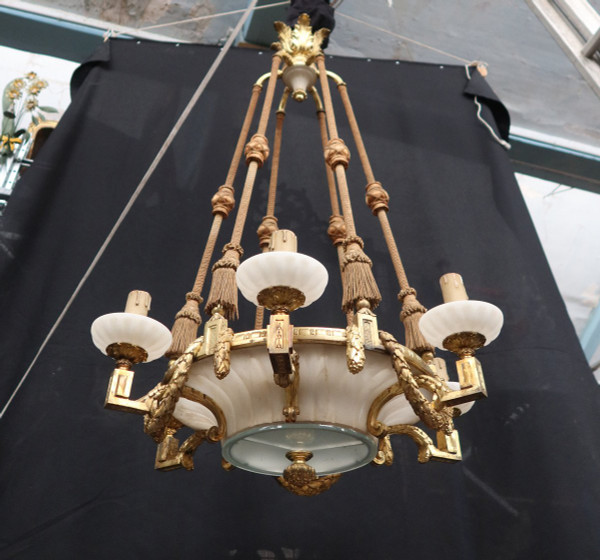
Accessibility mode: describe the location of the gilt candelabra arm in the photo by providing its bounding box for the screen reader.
[146,311,231,471]
[420,273,504,407]
[366,372,465,466]
[93,291,229,473]
[92,290,172,415]
[103,347,150,415]
[152,384,227,472]
[238,229,328,389]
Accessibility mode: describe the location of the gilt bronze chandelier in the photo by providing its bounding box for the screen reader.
[91,15,503,496]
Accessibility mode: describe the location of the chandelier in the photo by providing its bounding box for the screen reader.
[91,15,503,496]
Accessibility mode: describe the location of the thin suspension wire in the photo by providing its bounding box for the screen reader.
[110,1,288,38]
[336,11,471,65]
[0,0,259,421]
[108,3,475,74]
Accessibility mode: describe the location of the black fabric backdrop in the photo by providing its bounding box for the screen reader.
[1,40,599,559]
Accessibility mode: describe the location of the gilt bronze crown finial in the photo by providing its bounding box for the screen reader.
[272,12,330,67]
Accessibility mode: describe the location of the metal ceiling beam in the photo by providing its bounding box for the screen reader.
[582,26,600,57]
[241,0,288,47]
[0,3,172,62]
[580,302,600,360]
[2,2,600,194]
[509,130,600,195]
[0,6,105,62]
[526,0,600,99]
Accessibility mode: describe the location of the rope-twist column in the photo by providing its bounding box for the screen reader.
[317,56,381,314]
[166,84,262,358]
[257,108,286,250]
[205,55,281,320]
[254,105,287,329]
[337,81,433,355]
[318,95,354,326]
[314,98,352,326]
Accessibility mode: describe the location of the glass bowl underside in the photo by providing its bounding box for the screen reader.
[222,422,378,476]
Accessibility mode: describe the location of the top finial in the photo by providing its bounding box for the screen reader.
[272,13,330,67]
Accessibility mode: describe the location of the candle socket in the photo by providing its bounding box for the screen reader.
[440,273,468,303]
[125,290,152,315]
[269,229,298,252]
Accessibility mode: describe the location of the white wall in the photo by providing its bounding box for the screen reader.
[517,173,600,373]
[0,45,78,116]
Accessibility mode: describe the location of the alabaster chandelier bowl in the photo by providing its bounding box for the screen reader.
[181,342,389,475]
[92,14,503,496]
[91,311,172,362]
[419,300,504,351]
[236,250,328,308]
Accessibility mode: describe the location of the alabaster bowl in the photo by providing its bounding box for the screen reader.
[419,300,503,350]
[236,251,328,307]
[91,312,172,362]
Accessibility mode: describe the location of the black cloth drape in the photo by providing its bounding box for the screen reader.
[1,40,598,560]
